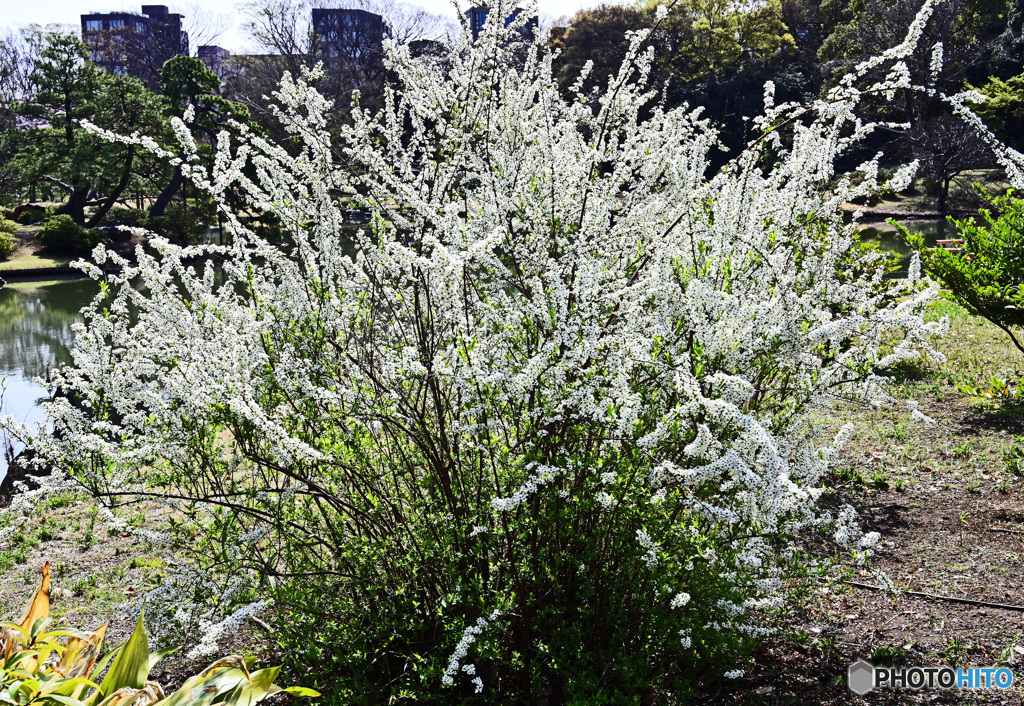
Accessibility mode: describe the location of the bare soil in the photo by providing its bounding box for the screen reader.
[0,495,263,690]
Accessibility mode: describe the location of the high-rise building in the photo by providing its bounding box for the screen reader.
[81,5,189,90]
[464,5,537,42]
[311,8,390,74]
[198,45,233,83]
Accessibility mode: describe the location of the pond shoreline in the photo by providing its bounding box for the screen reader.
[842,201,976,221]
[0,266,117,281]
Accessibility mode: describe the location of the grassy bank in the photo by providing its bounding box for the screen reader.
[720,301,1024,703]
[0,492,265,688]
[0,225,71,271]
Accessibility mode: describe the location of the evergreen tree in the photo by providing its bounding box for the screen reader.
[150,56,256,218]
[972,72,1024,150]
[10,32,166,226]
[12,32,104,222]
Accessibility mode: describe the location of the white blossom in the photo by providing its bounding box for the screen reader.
[929,42,944,82]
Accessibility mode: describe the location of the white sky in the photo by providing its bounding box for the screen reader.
[2,0,601,53]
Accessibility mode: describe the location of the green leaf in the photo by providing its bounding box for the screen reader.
[278,686,321,697]
[89,640,123,685]
[226,666,281,706]
[147,644,180,672]
[46,694,89,706]
[30,617,53,641]
[149,674,205,706]
[3,651,35,670]
[49,676,101,698]
[95,613,149,700]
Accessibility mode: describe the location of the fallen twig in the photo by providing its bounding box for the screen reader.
[990,526,1024,536]
[839,580,1024,613]
[250,615,273,632]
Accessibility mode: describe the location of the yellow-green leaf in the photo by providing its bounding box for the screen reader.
[95,613,149,700]
[278,686,320,697]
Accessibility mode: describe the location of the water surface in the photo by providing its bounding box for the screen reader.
[0,277,99,482]
[858,218,952,272]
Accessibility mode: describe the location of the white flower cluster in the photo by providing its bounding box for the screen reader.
[492,463,567,512]
[441,611,500,689]
[833,505,862,545]
[636,529,659,567]
[670,592,691,609]
[189,599,273,659]
[929,42,944,83]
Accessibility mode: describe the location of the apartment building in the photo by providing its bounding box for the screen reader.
[81,5,188,89]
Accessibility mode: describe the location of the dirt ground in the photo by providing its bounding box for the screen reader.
[8,226,38,259]
[0,494,262,689]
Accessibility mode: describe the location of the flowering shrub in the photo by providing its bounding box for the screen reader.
[4,0,1021,701]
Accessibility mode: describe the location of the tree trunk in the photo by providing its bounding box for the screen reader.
[149,166,184,218]
[86,145,136,228]
[53,188,89,225]
[938,176,949,213]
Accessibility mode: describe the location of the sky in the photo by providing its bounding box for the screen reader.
[2,0,601,53]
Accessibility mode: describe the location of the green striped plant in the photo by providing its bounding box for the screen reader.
[0,564,318,706]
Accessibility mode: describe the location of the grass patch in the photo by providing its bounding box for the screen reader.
[0,252,73,270]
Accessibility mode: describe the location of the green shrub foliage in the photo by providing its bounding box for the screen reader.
[15,208,45,225]
[905,191,1024,354]
[0,231,14,260]
[146,203,204,244]
[103,207,149,228]
[37,214,101,256]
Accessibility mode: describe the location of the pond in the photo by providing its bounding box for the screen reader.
[0,277,99,483]
[858,218,952,272]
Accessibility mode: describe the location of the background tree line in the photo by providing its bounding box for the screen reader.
[0,0,449,235]
[0,27,253,234]
[0,0,1022,230]
[551,0,1024,210]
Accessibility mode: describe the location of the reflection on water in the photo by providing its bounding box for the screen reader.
[858,218,953,273]
[0,277,100,481]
